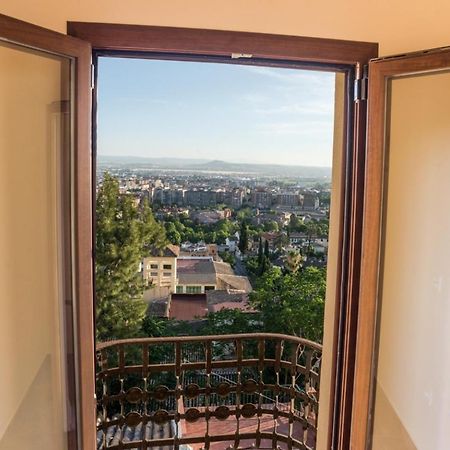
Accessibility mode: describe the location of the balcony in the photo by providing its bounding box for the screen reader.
[96,333,322,450]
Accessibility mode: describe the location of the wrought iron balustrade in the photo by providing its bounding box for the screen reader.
[96,333,322,450]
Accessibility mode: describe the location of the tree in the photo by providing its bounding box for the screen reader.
[165,222,181,246]
[203,309,261,336]
[264,239,270,258]
[236,207,252,221]
[253,237,271,275]
[219,251,235,268]
[238,222,249,254]
[288,214,307,232]
[95,173,166,341]
[250,266,326,342]
[264,220,279,232]
[284,250,302,274]
[244,256,261,281]
[142,315,169,337]
[257,237,264,266]
[140,198,167,250]
[289,214,300,230]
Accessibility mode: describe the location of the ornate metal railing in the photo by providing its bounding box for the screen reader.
[96,333,322,450]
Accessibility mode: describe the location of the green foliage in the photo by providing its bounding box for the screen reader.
[252,237,271,276]
[219,251,235,268]
[257,238,263,264]
[264,220,279,232]
[250,266,326,342]
[264,239,270,258]
[95,173,166,341]
[162,216,237,245]
[238,222,249,254]
[165,222,181,245]
[305,220,329,238]
[284,250,302,274]
[317,190,331,207]
[288,214,307,233]
[236,207,252,221]
[202,309,261,336]
[141,315,169,337]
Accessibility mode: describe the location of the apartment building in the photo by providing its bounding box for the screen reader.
[142,244,180,293]
[250,188,273,208]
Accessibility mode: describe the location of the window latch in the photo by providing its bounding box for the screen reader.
[231,53,253,59]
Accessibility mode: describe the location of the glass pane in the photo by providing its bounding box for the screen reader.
[371,71,450,449]
[94,58,346,450]
[0,41,72,450]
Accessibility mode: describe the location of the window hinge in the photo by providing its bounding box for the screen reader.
[90,63,95,90]
[354,64,368,102]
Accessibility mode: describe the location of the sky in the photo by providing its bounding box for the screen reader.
[97,57,336,167]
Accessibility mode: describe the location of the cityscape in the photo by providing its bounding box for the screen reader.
[94,59,334,449]
[96,154,331,341]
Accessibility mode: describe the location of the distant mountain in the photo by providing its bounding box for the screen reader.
[98,155,331,178]
[196,159,331,178]
[99,155,211,166]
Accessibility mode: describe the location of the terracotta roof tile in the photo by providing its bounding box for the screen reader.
[169,294,207,320]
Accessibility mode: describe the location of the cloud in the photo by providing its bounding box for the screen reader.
[236,66,335,123]
[244,65,335,87]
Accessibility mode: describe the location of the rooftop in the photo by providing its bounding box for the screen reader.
[170,294,207,320]
[177,258,235,286]
[146,244,180,258]
[206,289,253,313]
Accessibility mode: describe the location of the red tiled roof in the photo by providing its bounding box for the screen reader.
[169,294,207,321]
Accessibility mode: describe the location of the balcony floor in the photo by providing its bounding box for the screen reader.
[185,413,312,449]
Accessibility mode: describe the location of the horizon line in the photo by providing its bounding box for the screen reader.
[98,154,332,170]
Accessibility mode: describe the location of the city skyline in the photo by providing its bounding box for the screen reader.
[97,58,336,167]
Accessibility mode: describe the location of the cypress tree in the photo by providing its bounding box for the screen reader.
[257,236,263,265]
[238,222,249,254]
[264,239,270,258]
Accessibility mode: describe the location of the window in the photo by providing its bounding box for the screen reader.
[62,20,378,450]
[150,272,158,277]
[186,286,202,294]
[94,51,349,450]
[150,263,158,269]
[176,286,184,294]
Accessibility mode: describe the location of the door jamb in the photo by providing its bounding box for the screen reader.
[67,22,378,450]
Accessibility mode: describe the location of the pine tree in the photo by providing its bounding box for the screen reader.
[95,173,166,341]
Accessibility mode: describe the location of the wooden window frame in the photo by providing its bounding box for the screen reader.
[351,48,450,449]
[66,22,377,450]
[0,13,95,450]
